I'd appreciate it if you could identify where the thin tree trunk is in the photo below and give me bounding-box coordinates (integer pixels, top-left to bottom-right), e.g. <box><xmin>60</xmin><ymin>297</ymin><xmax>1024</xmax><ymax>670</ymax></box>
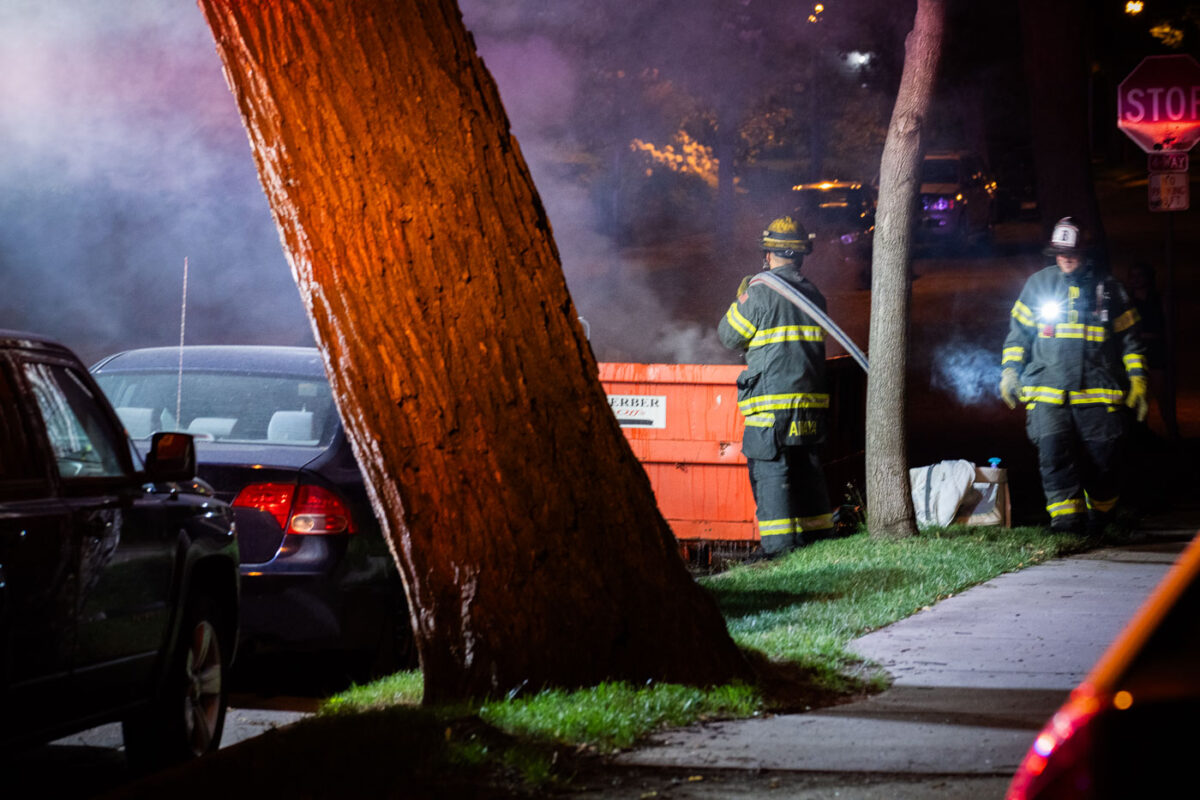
<box><xmin>865</xmin><ymin>0</ymin><xmax>946</xmax><ymax>538</ymax></box>
<box><xmin>198</xmin><ymin>0</ymin><xmax>751</xmax><ymax>702</ymax></box>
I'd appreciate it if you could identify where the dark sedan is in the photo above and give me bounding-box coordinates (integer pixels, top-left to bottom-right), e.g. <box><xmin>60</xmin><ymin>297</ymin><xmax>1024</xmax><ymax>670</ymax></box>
<box><xmin>91</xmin><ymin>345</ymin><xmax>412</xmax><ymax>680</ymax></box>
<box><xmin>0</xmin><ymin>330</ymin><xmax>239</xmax><ymax>768</ymax></box>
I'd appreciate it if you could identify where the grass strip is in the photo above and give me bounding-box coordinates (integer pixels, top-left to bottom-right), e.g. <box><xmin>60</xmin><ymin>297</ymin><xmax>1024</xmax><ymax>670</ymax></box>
<box><xmin>705</xmin><ymin>525</ymin><xmax>1089</xmax><ymax>693</ymax></box>
<box><xmin>322</xmin><ymin>526</ymin><xmax>1109</xmax><ymax>757</ymax></box>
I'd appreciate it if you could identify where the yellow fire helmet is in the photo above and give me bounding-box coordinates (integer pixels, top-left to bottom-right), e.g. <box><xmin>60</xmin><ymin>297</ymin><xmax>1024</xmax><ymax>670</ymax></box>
<box><xmin>760</xmin><ymin>216</ymin><xmax>814</xmax><ymax>257</ymax></box>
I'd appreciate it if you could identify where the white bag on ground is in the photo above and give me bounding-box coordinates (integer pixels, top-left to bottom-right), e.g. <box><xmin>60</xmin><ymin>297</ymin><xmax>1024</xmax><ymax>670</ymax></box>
<box><xmin>910</xmin><ymin>459</ymin><xmax>977</xmax><ymax>529</ymax></box>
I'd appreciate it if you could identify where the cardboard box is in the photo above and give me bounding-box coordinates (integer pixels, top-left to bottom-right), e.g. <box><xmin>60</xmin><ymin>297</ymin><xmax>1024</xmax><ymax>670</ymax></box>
<box><xmin>953</xmin><ymin>466</ymin><xmax>1011</xmax><ymax>528</ymax></box>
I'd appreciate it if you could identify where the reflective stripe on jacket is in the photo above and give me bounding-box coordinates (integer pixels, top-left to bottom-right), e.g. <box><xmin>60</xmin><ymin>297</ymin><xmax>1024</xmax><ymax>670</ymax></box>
<box><xmin>1001</xmin><ymin>264</ymin><xmax>1146</xmax><ymax>406</ymax></box>
<box><xmin>717</xmin><ymin>264</ymin><xmax>829</xmax><ymax>455</ymax></box>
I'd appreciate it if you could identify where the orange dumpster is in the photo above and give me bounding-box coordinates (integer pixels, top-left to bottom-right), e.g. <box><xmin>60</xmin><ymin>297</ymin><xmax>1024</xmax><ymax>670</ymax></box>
<box><xmin>598</xmin><ymin>357</ymin><xmax>865</xmax><ymax>563</ymax></box>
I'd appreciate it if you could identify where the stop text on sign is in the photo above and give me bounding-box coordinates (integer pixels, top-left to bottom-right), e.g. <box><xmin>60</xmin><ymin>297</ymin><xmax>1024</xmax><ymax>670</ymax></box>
<box><xmin>1117</xmin><ymin>55</ymin><xmax>1200</xmax><ymax>152</ymax></box>
<box><xmin>1121</xmin><ymin>86</ymin><xmax>1200</xmax><ymax>123</ymax></box>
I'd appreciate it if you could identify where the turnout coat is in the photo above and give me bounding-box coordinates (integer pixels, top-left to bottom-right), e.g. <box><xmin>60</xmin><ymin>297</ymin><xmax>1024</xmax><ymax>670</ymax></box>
<box><xmin>1002</xmin><ymin>264</ymin><xmax>1147</xmax><ymax>407</ymax></box>
<box><xmin>717</xmin><ymin>264</ymin><xmax>828</xmax><ymax>461</ymax></box>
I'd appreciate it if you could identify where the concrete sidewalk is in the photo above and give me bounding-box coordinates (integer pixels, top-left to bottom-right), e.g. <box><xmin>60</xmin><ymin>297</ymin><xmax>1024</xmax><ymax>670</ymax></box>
<box><xmin>607</xmin><ymin>534</ymin><xmax>1192</xmax><ymax>798</ymax></box>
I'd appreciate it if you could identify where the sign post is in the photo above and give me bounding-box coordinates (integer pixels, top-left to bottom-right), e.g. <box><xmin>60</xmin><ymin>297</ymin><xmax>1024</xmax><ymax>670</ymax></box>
<box><xmin>1117</xmin><ymin>55</ymin><xmax>1200</xmax><ymax>441</ymax></box>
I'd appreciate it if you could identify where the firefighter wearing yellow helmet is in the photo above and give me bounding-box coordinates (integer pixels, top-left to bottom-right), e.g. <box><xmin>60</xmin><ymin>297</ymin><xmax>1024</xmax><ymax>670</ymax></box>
<box><xmin>999</xmin><ymin>217</ymin><xmax>1149</xmax><ymax>534</ymax></box>
<box><xmin>718</xmin><ymin>216</ymin><xmax>832</xmax><ymax>558</ymax></box>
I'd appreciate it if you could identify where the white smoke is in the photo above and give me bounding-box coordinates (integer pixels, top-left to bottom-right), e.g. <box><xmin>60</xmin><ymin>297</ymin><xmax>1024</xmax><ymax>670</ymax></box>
<box><xmin>466</xmin><ymin>13</ymin><xmax>744</xmax><ymax>365</ymax></box>
<box><xmin>930</xmin><ymin>343</ymin><xmax>1003</xmax><ymax>406</ymax></box>
<box><xmin>0</xmin><ymin>1</ymin><xmax>310</xmax><ymax>364</ymax></box>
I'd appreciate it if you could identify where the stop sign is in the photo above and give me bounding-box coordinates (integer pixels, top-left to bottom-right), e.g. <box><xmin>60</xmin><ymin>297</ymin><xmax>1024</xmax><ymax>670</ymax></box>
<box><xmin>1118</xmin><ymin>55</ymin><xmax>1200</xmax><ymax>152</ymax></box>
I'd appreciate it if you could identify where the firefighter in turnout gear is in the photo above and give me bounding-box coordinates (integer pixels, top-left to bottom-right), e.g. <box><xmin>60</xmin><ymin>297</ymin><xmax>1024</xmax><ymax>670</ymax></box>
<box><xmin>1000</xmin><ymin>217</ymin><xmax>1149</xmax><ymax>534</ymax></box>
<box><xmin>718</xmin><ymin>216</ymin><xmax>834</xmax><ymax>557</ymax></box>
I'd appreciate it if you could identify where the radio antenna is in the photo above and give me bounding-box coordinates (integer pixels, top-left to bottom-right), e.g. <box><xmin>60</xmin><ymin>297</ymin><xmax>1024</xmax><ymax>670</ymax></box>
<box><xmin>176</xmin><ymin>257</ymin><xmax>188</xmax><ymax>430</ymax></box>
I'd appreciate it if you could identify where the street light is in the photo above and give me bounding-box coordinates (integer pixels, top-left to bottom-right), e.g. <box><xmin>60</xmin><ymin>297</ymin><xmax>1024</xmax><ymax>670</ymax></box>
<box><xmin>845</xmin><ymin>51</ymin><xmax>872</xmax><ymax>71</ymax></box>
<box><xmin>1126</xmin><ymin>1</ymin><xmax>1144</xmax><ymax>15</ymax></box>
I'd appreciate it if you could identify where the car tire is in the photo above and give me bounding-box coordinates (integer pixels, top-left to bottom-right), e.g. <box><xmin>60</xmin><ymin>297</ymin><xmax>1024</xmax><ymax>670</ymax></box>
<box><xmin>123</xmin><ymin>594</ymin><xmax>230</xmax><ymax>771</ymax></box>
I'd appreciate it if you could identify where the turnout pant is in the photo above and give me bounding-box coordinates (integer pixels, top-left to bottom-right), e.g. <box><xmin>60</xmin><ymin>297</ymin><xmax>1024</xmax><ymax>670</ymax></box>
<box><xmin>748</xmin><ymin>445</ymin><xmax>834</xmax><ymax>555</ymax></box>
<box><xmin>1026</xmin><ymin>402</ymin><xmax>1126</xmax><ymax>532</ymax></box>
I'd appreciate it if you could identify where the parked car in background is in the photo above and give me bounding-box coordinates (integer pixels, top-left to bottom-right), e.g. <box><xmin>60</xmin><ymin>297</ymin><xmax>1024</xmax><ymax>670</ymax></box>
<box><xmin>1006</xmin><ymin>533</ymin><xmax>1200</xmax><ymax>798</ymax></box>
<box><xmin>0</xmin><ymin>330</ymin><xmax>239</xmax><ymax>768</ymax></box>
<box><xmin>789</xmin><ymin>180</ymin><xmax>876</xmax><ymax>288</ymax></box>
<box><xmin>916</xmin><ymin>150</ymin><xmax>997</xmax><ymax>248</ymax></box>
<box><xmin>90</xmin><ymin>345</ymin><xmax>412</xmax><ymax>681</ymax></box>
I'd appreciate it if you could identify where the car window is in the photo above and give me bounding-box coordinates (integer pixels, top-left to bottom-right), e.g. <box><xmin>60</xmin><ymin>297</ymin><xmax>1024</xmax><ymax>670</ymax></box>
<box><xmin>22</xmin><ymin>361</ymin><xmax>128</xmax><ymax>480</ymax></box>
<box><xmin>94</xmin><ymin>370</ymin><xmax>339</xmax><ymax>448</ymax></box>
<box><xmin>0</xmin><ymin>361</ymin><xmax>49</xmax><ymax>498</ymax></box>
<box><xmin>920</xmin><ymin>159</ymin><xmax>960</xmax><ymax>184</ymax></box>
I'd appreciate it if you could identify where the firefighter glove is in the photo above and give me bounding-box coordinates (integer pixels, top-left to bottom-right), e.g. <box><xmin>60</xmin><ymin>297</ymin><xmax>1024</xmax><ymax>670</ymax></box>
<box><xmin>1126</xmin><ymin>375</ymin><xmax>1149</xmax><ymax>423</ymax></box>
<box><xmin>999</xmin><ymin>368</ymin><xmax>1020</xmax><ymax>410</ymax></box>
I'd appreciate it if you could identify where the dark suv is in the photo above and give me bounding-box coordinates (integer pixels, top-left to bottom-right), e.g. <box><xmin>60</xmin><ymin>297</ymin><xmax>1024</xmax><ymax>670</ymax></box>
<box><xmin>0</xmin><ymin>330</ymin><xmax>239</xmax><ymax>768</ymax></box>
<box><xmin>916</xmin><ymin>150</ymin><xmax>997</xmax><ymax>247</ymax></box>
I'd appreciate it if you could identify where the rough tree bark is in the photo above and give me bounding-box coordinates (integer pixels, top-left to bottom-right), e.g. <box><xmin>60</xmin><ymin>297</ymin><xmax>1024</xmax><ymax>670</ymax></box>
<box><xmin>865</xmin><ymin>0</ymin><xmax>946</xmax><ymax>539</ymax></box>
<box><xmin>198</xmin><ymin>0</ymin><xmax>751</xmax><ymax>702</ymax></box>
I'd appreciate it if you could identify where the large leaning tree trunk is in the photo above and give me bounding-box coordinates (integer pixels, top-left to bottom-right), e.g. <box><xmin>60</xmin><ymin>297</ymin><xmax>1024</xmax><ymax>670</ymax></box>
<box><xmin>865</xmin><ymin>0</ymin><xmax>945</xmax><ymax>539</ymax></box>
<box><xmin>198</xmin><ymin>0</ymin><xmax>751</xmax><ymax>702</ymax></box>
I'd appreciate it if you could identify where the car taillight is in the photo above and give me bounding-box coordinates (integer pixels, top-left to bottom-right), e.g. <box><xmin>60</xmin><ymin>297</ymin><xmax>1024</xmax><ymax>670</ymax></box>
<box><xmin>232</xmin><ymin>482</ymin><xmax>356</xmax><ymax>535</ymax></box>
<box><xmin>1006</xmin><ymin>686</ymin><xmax>1102</xmax><ymax>800</ymax></box>
<box><xmin>289</xmin><ymin>484</ymin><xmax>356</xmax><ymax>534</ymax></box>
<box><xmin>232</xmin><ymin>483</ymin><xmax>295</xmax><ymax>530</ymax></box>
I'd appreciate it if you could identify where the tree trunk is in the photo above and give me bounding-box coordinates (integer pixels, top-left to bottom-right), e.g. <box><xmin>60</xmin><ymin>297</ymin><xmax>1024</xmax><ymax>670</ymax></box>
<box><xmin>198</xmin><ymin>0</ymin><xmax>751</xmax><ymax>702</ymax></box>
<box><xmin>1018</xmin><ymin>0</ymin><xmax>1108</xmax><ymax>267</ymax></box>
<box><xmin>865</xmin><ymin>0</ymin><xmax>946</xmax><ymax>539</ymax></box>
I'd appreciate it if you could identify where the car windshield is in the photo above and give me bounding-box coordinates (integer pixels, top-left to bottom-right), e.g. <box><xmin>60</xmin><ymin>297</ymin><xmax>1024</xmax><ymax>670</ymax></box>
<box><xmin>792</xmin><ymin>188</ymin><xmax>871</xmax><ymax>229</ymax></box>
<box><xmin>921</xmin><ymin>159</ymin><xmax>960</xmax><ymax>184</ymax></box>
<box><xmin>95</xmin><ymin>370</ymin><xmax>338</xmax><ymax>447</ymax></box>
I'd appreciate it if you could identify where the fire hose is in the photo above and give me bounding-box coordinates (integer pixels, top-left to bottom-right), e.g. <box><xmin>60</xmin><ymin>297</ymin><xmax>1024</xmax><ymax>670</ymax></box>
<box><xmin>748</xmin><ymin>272</ymin><xmax>870</xmax><ymax>374</ymax></box>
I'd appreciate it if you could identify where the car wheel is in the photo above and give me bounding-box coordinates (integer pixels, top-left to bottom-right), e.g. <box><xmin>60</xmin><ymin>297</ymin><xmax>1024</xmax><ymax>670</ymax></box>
<box><xmin>123</xmin><ymin>595</ymin><xmax>229</xmax><ymax>771</ymax></box>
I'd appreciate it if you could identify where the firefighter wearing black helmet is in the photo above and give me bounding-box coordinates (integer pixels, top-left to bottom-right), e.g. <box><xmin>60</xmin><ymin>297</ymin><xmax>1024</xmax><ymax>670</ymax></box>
<box><xmin>999</xmin><ymin>217</ymin><xmax>1149</xmax><ymax>534</ymax></box>
<box><xmin>718</xmin><ymin>216</ymin><xmax>833</xmax><ymax>558</ymax></box>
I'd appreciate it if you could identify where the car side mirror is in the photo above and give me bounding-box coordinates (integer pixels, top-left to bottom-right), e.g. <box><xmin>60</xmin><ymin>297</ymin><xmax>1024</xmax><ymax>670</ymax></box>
<box><xmin>144</xmin><ymin>432</ymin><xmax>197</xmax><ymax>482</ymax></box>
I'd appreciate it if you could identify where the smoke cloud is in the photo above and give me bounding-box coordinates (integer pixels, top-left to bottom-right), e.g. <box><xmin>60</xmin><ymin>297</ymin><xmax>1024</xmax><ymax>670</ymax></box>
<box><xmin>2</xmin><ymin>1</ymin><xmax>910</xmax><ymax>366</ymax></box>
<box><xmin>929</xmin><ymin>343</ymin><xmax>1004</xmax><ymax>406</ymax></box>
<box><xmin>0</xmin><ymin>1</ymin><xmax>309</xmax><ymax>364</ymax></box>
